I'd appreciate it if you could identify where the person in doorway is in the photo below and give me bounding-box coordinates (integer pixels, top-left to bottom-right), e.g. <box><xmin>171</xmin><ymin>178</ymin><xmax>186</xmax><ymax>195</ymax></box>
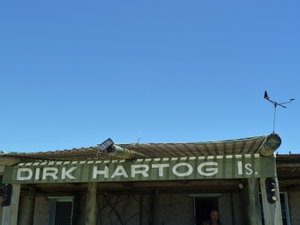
<box><xmin>202</xmin><ymin>209</ymin><xmax>222</xmax><ymax>225</ymax></box>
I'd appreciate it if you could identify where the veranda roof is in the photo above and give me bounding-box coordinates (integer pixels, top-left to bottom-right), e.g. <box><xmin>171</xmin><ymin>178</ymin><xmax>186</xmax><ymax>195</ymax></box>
<box><xmin>0</xmin><ymin>135</ymin><xmax>268</xmax><ymax>162</ymax></box>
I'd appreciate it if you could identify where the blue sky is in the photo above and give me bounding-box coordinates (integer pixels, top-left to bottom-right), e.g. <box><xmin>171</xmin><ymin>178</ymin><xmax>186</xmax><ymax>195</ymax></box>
<box><xmin>0</xmin><ymin>1</ymin><xmax>299</xmax><ymax>154</ymax></box>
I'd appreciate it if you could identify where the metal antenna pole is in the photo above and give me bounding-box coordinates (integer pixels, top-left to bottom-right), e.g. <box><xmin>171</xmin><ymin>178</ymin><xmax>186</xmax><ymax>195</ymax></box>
<box><xmin>264</xmin><ymin>91</ymin><xmax>295</xmax><ymax>133</ymax></box>
<box><xmin>273</xmin><ymin>103</ymin><xmax>277</xmax><ymax>133</ymax></box>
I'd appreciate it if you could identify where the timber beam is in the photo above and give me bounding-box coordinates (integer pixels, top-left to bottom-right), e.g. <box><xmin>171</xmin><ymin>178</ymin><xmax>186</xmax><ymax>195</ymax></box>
<box><xmin>0</xmin><ymin>157</ymin><xmax>21</xmax><ymax>166</ymax></box>
<box><xmin>85</xmin><ymin>182</ymin><xmax>97</xmax><ymax>225</ymax></box>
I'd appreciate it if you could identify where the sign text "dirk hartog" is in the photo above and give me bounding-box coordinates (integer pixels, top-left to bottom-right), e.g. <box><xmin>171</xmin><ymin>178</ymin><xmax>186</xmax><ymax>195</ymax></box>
<box><xmin>2</xmin><ymin>155</ymin><xmax>276</xmax><ymax>184</ymax></box>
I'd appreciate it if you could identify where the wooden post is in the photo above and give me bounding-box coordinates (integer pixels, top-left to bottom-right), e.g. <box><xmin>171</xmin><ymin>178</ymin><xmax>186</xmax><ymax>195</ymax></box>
<box><xmin>246</xmin><ymin>178</ymin><xmax>262</xmax><ymax>225</ymax></box>
<box><xmin>1</xmin><ymin>184</ymin><xmax>21</xmax><ymax>225</ymax></box>
<box><xmin>260</xmin><ymin>177</ymin><xmax>283</xmax><ymax>225</ymax></box>
<box><xmin>85</xmin><ymin>182</ymin><xmax>97</xmax><ymax>225</ymax></box>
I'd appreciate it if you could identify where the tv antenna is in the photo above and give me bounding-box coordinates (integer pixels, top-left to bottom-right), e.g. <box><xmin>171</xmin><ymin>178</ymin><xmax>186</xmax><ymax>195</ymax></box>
<box><xmin>264</xmin><ymin>91</ymin><xmax>295</xmax><ymax>133</ymax></box>
<box><xmin>137</xmin><ymin>129</ymin><xmax>141</xmax><ymax>144</ymax></box>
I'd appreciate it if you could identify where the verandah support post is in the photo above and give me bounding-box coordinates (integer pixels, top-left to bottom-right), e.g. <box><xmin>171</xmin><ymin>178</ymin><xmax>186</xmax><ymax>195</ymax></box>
<box><xmin>85</xmin><ymin>182</ymin><xmax>97</xmax><ymax>225</ymax></box>
<box><xmin>260</xmin><ymin>177</ymin><xmax>283</xmax><ymax>225</ymax></box>
<box><xmin>246</xmin><ymin>178</ymin><xmax>262</xmax><ymax>225</ymax></box>
<box><xmin>1</xmin><ymin>184</ymin><xmax>21</xmax><ymax>225</ymax></box>
<box><xmin>256</xmin><ymin>133</ymin><xmax>282</xmax><ymax>224</ymax></box>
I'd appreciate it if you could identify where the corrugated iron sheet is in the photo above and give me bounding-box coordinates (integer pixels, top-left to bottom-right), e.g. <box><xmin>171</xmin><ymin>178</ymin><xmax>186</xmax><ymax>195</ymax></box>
<box><xmin>0</xmin><ymin>135</ymin><xmax>267</xmax><ymax>162</ymax></box>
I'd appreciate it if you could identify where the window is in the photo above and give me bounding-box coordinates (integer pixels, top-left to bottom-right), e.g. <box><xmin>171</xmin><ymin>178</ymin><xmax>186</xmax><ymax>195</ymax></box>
<box><xmin>260</xmin><ymin>192</ymin><xmax>291</xmax><ymax>225</ymax></box>
<box><xmin>48</xmin><ymin>196</ymin><xmax>74</xmax><ymax>225</ymax></box>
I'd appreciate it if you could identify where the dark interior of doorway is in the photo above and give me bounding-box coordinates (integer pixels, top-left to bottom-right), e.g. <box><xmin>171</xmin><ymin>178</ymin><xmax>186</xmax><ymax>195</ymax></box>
<box><xmin>194</xmin><ymin>197</ymin><xmax>218</xmax><ymax>225</ymax></box>
<box><xmin>54</xmin><ymin>202</ymin><xmax>73</xmax><ymax>225</ymax></box>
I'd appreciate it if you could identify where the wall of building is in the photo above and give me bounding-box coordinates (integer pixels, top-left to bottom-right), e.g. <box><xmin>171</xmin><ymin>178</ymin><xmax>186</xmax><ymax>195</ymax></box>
<box><xmin>231</xmin><ymin>192</ymin><xmax>247</xmax><ymax>225</ymax></box>
<box><xmin>153</xmin><ymin>193</ymin><xmax>193</xmax><ymax>225</ymax></box>
<box><xmin>75</xmin><ymin>193</ymin><xmax>87</xmax><ymax>225</ymax></box>
<box><xmin>218</xmin><ymin>194</ymin><xmax>233</xmax><ymax>225</ymax></box>
<box><xmin>32</xmin><ymin>195</ymin><xmax>50</xmax><ymax>225</ymax></box>
<box><xmin>94</xmin><ymin>193</ymin><xmax>241</xmax><ymax>225</ymax></box>
<box><xmin>288</xmin><ymin>191</ymin><xmax>300</xmax><ymax>225</ymax></box>
<box><xmin>216</xmin><ymin>192</ymin><xmax>246</xmax><ymax>225</ymax></box>
<box><xmin>18</xmin><ymin>196</ymin><xmax>35</xmax><ymax>225</ymax></box>
<box><xmin>96</xmin><ymin>193</ymin><xmax>148</xmax><ymax>225</ymax></box>
<box><xmin>16</xmin><ymin>191</ymin><xmax>247</xmax><ymax>225</ymax></box>
<box><xmin>17</xmin><ymin>189</ymin><xmax>300</xmax><ymax>225</ymax></box>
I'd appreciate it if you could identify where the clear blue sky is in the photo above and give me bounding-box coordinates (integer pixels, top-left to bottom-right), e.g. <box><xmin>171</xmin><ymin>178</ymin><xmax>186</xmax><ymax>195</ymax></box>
<box><xmin>0</xmin><ymin>1</ymin><xmax>299</xmax><ymax>154</ymax></box>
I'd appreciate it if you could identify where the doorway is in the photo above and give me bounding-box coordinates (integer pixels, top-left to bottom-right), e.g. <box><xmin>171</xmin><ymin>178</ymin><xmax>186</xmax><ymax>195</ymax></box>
<box><xmin>194</xmin><ymin>197</ymin><xmax>218</xmax><ymax>225</ymax></box>
<box><xmin>48</xmin><ymin>196</ymin><xmax>74</xmax><ymax>225</ymax></box>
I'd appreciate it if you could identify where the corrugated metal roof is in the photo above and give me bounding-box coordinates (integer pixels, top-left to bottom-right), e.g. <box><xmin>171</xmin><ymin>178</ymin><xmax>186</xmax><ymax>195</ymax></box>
<box><xmin>277</xmin><ymin>154</ymin><xmax>300</xmax><ymax>160</ymax></box>
<box><xmin>276</xmin><ymin>154</ymin><xmax>300</xmax><ymax>165</ymax></box>
<box><xmin>276</xmin><ymin>154</ymin><xmax>300</xmax><ymax>177</ymax></box>
<box><xmin>0</xmin><ymin>135</ymin><xmax>267</xmax><ymax>162</ymax></box>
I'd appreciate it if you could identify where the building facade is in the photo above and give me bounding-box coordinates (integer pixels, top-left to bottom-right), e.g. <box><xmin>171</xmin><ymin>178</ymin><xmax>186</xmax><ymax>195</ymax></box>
<box><xmin>0</xmin><ymin>134</ymin><xmax>299</xmax><ymax>225</ymax></box>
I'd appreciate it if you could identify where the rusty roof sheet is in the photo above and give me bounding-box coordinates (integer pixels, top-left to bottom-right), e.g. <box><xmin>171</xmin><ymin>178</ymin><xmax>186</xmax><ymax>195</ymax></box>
<box><xmin>276</xmin><ymin>154</ymin><xmax>300</xmax><ymax>164</ymax></box>
<box><xmin>276</xmin><ymin>154</ymin><xmax>300</xmax><ymax>178</ymax></box>
<box><xmin>277</xmin><ymin>154</ymin><xmax>300</xmax><ymax>159</ymax></box>
<box><xmin>0</xmin><ymin>135</ymin><xmax>268</xmax><ymax>162</ymax></box>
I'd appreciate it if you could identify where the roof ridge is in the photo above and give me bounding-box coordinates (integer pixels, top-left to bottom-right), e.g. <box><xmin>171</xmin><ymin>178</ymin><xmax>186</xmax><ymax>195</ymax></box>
<box><xmin>119</xmin><ymin>135</ymin><xmax>268</xmax><ymax>146</ymax></box>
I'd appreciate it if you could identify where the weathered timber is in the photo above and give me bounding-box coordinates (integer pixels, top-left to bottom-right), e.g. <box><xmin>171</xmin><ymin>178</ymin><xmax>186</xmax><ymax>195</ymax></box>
<box><xmin>33</xmin><ymin>179</ymin><xmax>242</xmax><ymax>193</ymax></box>
<box><xmin>3</xmin><ymin>154</ymin><xmax>276</xmax><ymax>184</ymax></box>
<box><xmin>85</xmin><ymin>182</ymin><xmax>97</xmax><ymax>225</ymax></box>
<box><xmin>0</xmin><ymin>157</ymin><xmax>21</xmax><ymax>166</ymax></box>
<box><xmin>277</xmin><ymin>163</ymin><xmax>300</xmax><ymax>168</ymax></box>
<box><xmin>23</xmin><ymin>186</ymin><xmax>36</xmax><ymax>225</ymax></box>
<box><xmin>0</xmin><ymin>165</ymin><xmax>4</xmax><ymax>175</ymax></box>
<box><xmin>260</xmin><ymin>177</ymin><xmax>283</xmax><ymax>225</ymax></box>
<box><xmin>246</xmin><ymin>178</ymin><xmax>262</xmax><ymax>225</ymax></box>
<box><xmin>1</xmin><ymin>184</ymin><xmax>21</xmax><ymax>225</ymax></box>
